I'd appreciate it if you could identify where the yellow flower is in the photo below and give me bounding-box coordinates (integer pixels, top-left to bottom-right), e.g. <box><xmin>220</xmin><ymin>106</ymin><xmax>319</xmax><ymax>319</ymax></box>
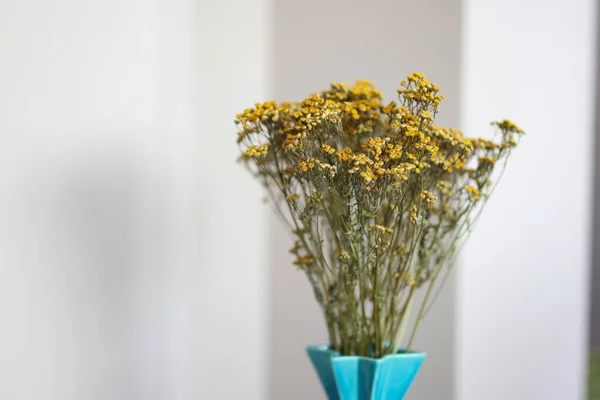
<box><xmin>492</xmin><ymin>120</ymin><xmax>525</xmax><ymax>134</ymax></box>
<box><xmin>409</xmin><ymin>205</ymin><xmax>418</xmax><ymax>224</ymax></box>
<box><xmin>436</xmin><ymin>181</ymin><xmax>453</xmax><ymax>196</ymax></box>
<box><xmin>371</xmin><ymin>224</ymin><xmax>393</xmax><ymax>234</ymax></box>
<box><xmin>246</xmin><ymin>145</ymin><xmax>269</xmax><ymax>157</ymax></box>
<box><xmin>420</xmin><ymin>190</ymin><xmax>438</xmax><ymax>210</ymax></box>
<box><xmin>293</xmin><ymin>255</ymin><xmax>314</xmax><ymax>269</ymax></box>
<box><xmin>395</xmin><ymin>272</ymin><xmax>416</xmax><ymax>286</ymax></box>
<box><xmin>360</xmin><ymin>166</ymin><xmax>377</xmax><ymax>183</ymax></box>
<box><xmin>478</xmin><ymin>156</ymin><xmax>497</xmax><ymax>168</ymax></box>
<box><xmin>465</xmin><ymin>185</ymin><xmax>481</xmax><ymax>201</ymax></box>
<box><xmin>234</xmin><ymin>75</ymin><xmax>523</xmax><ymax>315</ymax></box>
<box><xmin>286</xmin><ymin>194</ymin><xmax>300</xmax><ymax>202</ymax></box>
<box><xmin>322</xmin><ymin>144</ymin><xmax>336</xmax><ymax>155</ymax></box>
<box><xmin>382</xmin><ymin>101</ymin><xmax>397</xmax><ymax>114</ymax></box>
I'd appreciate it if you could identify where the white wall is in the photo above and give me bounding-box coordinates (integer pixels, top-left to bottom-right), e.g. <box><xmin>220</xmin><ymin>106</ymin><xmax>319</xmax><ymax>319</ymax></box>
<box><xmin>0</xmin><ymin>1</ymin><xmax>267</xmax><ymax>399</ymax></box>
<box><xmin>0</xmin><ymin>2</ymin><xmax>168</xmax><ymax>398</ymax></box>
<box><xmin>458</xmin><ymin>0</ymin><xmax>596</xmax><ymax>399</ymax></box>
<box><xmin>189</xmin><ymin>0</ymin><xmax>269</xmax><ymax>399</ymax></box>
<box><xmin>1</xmin><ymin>1</ymin><xmax>594</xmax><ymax>399</ymax></box>
<box><xmin>592</xmin><ymin>1</ymin><xmax>600</xmax><ymax>348</ymax></box>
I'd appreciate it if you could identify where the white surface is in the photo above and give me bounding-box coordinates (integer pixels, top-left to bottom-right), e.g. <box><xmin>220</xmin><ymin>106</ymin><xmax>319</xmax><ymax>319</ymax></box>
<box><xmin>189</xmin><ymin>0</ymin><xmax>269</xmax><ymax>399</ymax></box>
<box><xmin>457</xmin><ymin>0</ymin><xmax>596</xmax><ymax>399</ymax></box>
<box><xmin>0</xmin><ymin>0</ymin><xmax>593</xmax><ymax>399</ymax></box>
<box><xmin>0</xmin><ymin>1</ymin><xmax>267</xmax><ymax>399</ymax></box>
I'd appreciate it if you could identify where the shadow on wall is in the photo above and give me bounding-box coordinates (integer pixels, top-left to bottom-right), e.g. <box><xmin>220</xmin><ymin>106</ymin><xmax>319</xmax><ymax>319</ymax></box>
<box><xmin>0</xmin><ymin>139</ymin><xmax>171</xmax><ymax>400</ymax></box>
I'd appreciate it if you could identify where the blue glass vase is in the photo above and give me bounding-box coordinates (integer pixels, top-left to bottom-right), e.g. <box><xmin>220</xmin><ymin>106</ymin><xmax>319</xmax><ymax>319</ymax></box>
<box><xmin>306</xmin><ymin>344</ymin><xmax>425</xmax><ymax>400</ymax></box>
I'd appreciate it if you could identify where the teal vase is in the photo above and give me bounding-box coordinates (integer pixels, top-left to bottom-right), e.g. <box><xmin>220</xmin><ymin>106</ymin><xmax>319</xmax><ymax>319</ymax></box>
<box><xmin>306</xmin><ymin>345</ymin><xmax>425</xmax><ymax>400</ymax></box>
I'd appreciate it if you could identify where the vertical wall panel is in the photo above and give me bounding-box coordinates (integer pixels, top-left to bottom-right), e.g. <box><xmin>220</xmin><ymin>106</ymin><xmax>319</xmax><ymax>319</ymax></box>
<box><xmin>0</xmin><ymin>1</ymin><xmax>270</xmax><ymax>399</ymax></box>
<box><xmin>458</xmin><ymin>0</ymin><xmax>596</xmax><ymax>399</ymax></box>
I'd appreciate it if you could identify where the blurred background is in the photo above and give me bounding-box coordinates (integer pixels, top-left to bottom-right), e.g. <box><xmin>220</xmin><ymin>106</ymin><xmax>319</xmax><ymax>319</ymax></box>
<box><xmin>0</xmin><ymin>0</ymin><xmax>597</xmax><ymax>399</ymax></box>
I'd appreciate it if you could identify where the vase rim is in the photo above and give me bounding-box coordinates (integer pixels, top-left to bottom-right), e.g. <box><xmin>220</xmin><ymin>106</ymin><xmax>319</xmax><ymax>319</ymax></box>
<box><xmin>306</xmin><ymin>344</ymin><xmax>426</xmax><ymax>361</ymax></box>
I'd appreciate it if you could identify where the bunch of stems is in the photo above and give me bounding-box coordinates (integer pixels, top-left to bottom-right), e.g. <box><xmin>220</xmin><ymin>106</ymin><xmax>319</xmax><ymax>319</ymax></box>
<box><xmin>236</xmin><ymin>73</ymin><xmax>523</xmax><ymax>357</ymax></box>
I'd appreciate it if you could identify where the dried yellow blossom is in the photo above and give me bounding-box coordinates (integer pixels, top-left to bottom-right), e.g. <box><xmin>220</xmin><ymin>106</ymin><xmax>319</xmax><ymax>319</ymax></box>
<box><xmin>492</xmin><ymin>120</ymin><xmax>525</xmax><ymax>134</ymax></box>
<box><xmin>360</xmin><ymin>166</ymin><xmax>377</xmax><ymax>183</ymax></box>
<box><xmin>371</xmin><ymin>224</ymin><xmax>393</xmax><ymax>234</ymax></box>
<box><xmin>294</xmin><ymin>255</ymin><xmax>314</xmax><ymax>269</ymax></box>
<box><xmin>465</xmin><ymin>185</ymin><xmax>481</xmax><ymax>201</ymax></box>
<box><xmin>246</xmin><ymin>145</ymin><xmax>269</xmax><ymax>157</ymax></box>
<box><xmin>235</xmin><ymin>72</ymin><xmax>522</xmax><ymax>358</ymax></box>
<box><xmin>286</xmin><ymin>194</ymin><xmax>300</xmax><ymax>202</ymax></box>
<box><xmin>409</xmin><ymin>205</ymin><xmax>418</xmax><ymax>224</ymax></box>
<box><xmin>420</xmin><ymin>190</ymin><xmax>438</xmax><ymax>210</ymax></box>
<box><xmin>479</xmin><ymin>156</ymin><xmax>497</xmax><ymax>169</ymax></box>
<box><xmin>336</xmin><ymin>148</ymin><xmax>352</xmax><ymax>162</ymax></box>
<box><xmin>395</xmin><ymin>271</ymin><xmax>416</xmax><ymax>287</ymax></box>
<box><xmin>322</xmin><ymin>144</ymin><xmax>336</xmax><ymax>155</ymax></box>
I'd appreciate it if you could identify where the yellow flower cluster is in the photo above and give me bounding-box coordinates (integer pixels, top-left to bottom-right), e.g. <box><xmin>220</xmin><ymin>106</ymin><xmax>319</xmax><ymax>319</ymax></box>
<box><xmin>246</xmin><ymin>145</ymin><xmax>269</xmax><ymax>157</ymax></box>
<box><xmin>236</xmin><ymin>71</ymin><xmax>522</xmax><ymax>258</ymax></box>
<box><xmin>336</xmin><ymin>148</ymin><xmax>353</xmax><ymax>162</ymax></box>
<box><xmin>398</xmin><ymin>73</ymin><xmax>444</xmax><ymax>110</ymax></box>
<box><xmin>294</xmin><ymin>156</ymin><xmax>338</xmax><ymax>178</ymax></box>
<box><xmin>478</xmin><ymin>156</ymin><xmax>497</xmax><ymax>169</ymax></box>
<box><xmin>395</xmin><ymin>271</ymin><xmax>416</xmax><ymax>287</ymax></box>
<box><xmin>472</xmin><ymin>138</ymin><xmax>498</xmax><ymax>150</ymax></box>
<box><xmin>280</xmin><ymin>95</ymin><xmax>344</xmax><ymax>152</ymax></box>
<box><xmin>235</xmin><ymin>101</ymin><xmax>294</xmax><ymax>143</ymax></box>
<box><xmin>293</xmin><ymin>255</ymin><xmax>314</xmax><ymax>269</ymax></box>
<box><xmin>286</xmin><ymin>193</ymin><xmax>300</xmax><ymax>202</ymax></box>
<box><xmin>360</xmin><ymin>166</ymin><xmax>377</xmax><ymax>183</ymax></box>
<box><xmin>297</xmin><ymin>158</ymin><xmax>316</xmax><ymax>172</ymax></box>
<box><xmin>436</xmin><ymin>181</ymin><xmax>453</xmax><ymax>196</ymax></box>
<box><xmin>409</xmin><ymin>205</ymin><xmax>418</xmax><ymax>224</ymax></box>
<box><xmin>322</xmin><ymin>144</ymin><xmax>336</xmax><ymax>155</ymax></box>
<box><xmin>492</xmin><ymin>120</ymin><xmax>524</xmax><ymax>134</ymax></box>
<box><xmin>237</xmin><ymin>73</ymin><xmax>523</xmax><ymax>191</ymax></box>
<box><xmin>234</xmin><ymin>73</ymin><xmax>523</xmax><ymax>358</ymax></box>
<box><xmin>465</xmin><ymin>185</ymin><xmax>481</xmax><ymax>201</ymax></box>
<box><xmin>371</xmin><ymin>224</ymin><xmax>394</xmax><ymax>234</ymax></box>
<box><xmin>420</xmin><ymin>190</ymin><xmax>438</xmax><ymax>210</ymax></box>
